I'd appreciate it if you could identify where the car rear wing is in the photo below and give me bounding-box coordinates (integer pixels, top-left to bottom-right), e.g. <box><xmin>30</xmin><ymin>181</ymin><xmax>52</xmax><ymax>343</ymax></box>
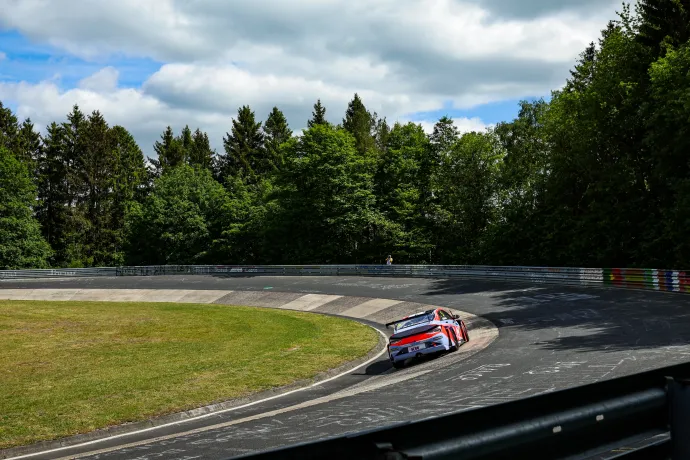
<box><xmin>384</xmin><ymin>310</ymin><xmax>434</xmax><ymax>329</ymax></box>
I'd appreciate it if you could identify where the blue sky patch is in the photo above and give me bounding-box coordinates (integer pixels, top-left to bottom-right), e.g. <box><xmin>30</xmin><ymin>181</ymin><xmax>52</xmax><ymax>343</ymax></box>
<box><xmin>0</xmin><ymin>29</ymin><xmax>161</xmax><ymax>90</ymax></box>
<box><xmin>406</xmin><ymin>97</ymin><xmax>550</xmax><ymax>126</ymax></box>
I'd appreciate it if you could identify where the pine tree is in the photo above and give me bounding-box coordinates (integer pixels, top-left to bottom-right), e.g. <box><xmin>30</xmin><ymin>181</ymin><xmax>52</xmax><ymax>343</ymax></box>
<box><xmin>75</xmin><ymin>110</ymin><xmax>118</xmax><ymax>266</ymax></box>
<box><xmin>60</xmin><ymin>105</ymin><xmax>89</xmax><ymax>267</ymax></box>
<box><xmin>219</xmin><ymin>105</ymin><xmax>265</xmax><ymax>182</ymax></box>
<box><xmin>0</xmin><ymin>103</ymin><xmax>41</xmax><ymax>173</ymax></box>
<box><xmin>374</xmin><ymin>116</ymin><xmax>391</xmax><ymax>154</ymax></box>
<box><xmin>430</xmin><ymin>116</ymin><xmax>459</xmax><ymax>158</ymax></box>
<box><xmin>189</xmin><ymin>128</ymin><xmax>215</xmax><ymax>171</ymax></box>
<box><xmin>425</xmin><ymin>116</ymin><xmax>460</xmax><ymax>223</ymax></box>
<box><xmin>566</xmin><ymin>42</ymin><xmax>596</xmax><ymax>92</ymax></box>
<box><xmin>638</xmin><ymin>0</ymin><xmax>690</xmax><ymax>54</ymax></box>
<box><xmin>110</xmin><ymin>125</ymin><xmax>148</xmax><ymax>263</ymax></box>
<box><xmin>179</xmin><ymin>125</ymin><xmax>193</xmax><ymax>162</ymax></box>
<box><xmin>264</xmin><ymin>106</ymin><xmax>292</xmax><ymax>170</ymax></box>
<box><xmin>151</xmin><ymin>126</ymin><xmax>185</xmax><ymax>175</ymax></box>
<box><xmin>35</xmin><ymin>122</ymin><xmax>70</xmax><ymax>266</ymax></box>
<box><xmin>178</xmin><ymin>125</ymin><xmax>194</xmax><ymax>156</ymax></box>
<box><xmin>307</xmin><ymin>99</ymin><xmax>328</xmax><ymax>127</ymax></box>
<box><xmin>0</xmin><ymin>101</ymin><xmax>19</xmax><ymax>154</ymax></box>
<box><xmin>342</xmin><ymin>93</ymin><xmax>376</xmax><ymax>155</ymax></box>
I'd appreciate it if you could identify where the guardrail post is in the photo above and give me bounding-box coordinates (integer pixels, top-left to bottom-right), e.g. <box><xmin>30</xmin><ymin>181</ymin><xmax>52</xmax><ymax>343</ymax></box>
<box><xmin>669</xmin><ymin>377</ymin><xmax>690</xmax><ymax>459</ymax></box>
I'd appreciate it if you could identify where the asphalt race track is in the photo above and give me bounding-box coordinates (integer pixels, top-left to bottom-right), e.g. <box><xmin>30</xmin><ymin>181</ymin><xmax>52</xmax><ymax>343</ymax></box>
<box><xmin>4</xmin><ymin>274</ymin><xmax>690</xmax><ymax>460</ymax></box>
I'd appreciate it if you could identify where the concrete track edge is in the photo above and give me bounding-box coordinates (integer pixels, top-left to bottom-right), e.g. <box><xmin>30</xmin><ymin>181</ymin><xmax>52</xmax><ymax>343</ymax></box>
<box><xmin>0</xmin><ymin>288</ymin><xmax>498</xmax><ymax>460</ymax></box>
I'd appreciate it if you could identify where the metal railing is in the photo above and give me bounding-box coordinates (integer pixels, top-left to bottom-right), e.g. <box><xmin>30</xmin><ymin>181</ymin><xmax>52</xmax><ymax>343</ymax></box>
<box><xmin>232</xmin><ymin>360</ymin><xmax>690</xmax><ymax>459</ymax></box>
<box><xmin>0</xmin><ymin>264</ymin><xmax>689</xmax><ymax>293</ymax></box>
<box><xmin>0</xmin><ymin>267</ymin><xmax>118</xmax><ymax>279</ymax></box>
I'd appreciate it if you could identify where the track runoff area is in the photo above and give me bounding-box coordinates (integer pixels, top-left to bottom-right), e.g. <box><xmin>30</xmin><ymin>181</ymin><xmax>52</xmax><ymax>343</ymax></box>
<box><xmin>2</xmin><ymin>273</ymin><xmax>690</xmax><ymax>460</ymax></box>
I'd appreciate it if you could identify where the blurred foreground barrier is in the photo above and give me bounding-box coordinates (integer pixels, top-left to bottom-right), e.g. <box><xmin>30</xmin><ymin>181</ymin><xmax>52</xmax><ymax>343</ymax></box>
<box><xmin>0</xmin><ymin>264</ymin><xmax>688</xmax><ymax>293</ymax></box>
<box><xmin>232</xmin><ymin>360</ymin><xmax>690</xmax><ymax>460</ymax></box>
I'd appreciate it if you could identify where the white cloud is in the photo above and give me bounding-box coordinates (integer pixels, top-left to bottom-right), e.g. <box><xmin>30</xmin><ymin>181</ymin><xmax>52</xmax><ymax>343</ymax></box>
<box><xmin>0</xmin><ymin>0</ymin><xmax>616</xmax><ymax>65</ymax></box>
<box><xmin>0</xmin><ymin>66</ymin><xmax>492</xmax><ymax>157</ymax></box>
<box><xmin>142</xmin><ymin>63</ymin><xmax>442</xmax><ymax>118</ymax></box>
<box><xmin>0</xmin><ymin>64</ymin><xmax>445</xmax><ymax>156</ymax></box>
<box><xmin>0</xmin><ymin>78</ymin><xmax>225</xmax><ymax>158</ymax></box>
<box><xmin>0</xmin><ymin>0</ymin><xmax>621</xmax><ymax>156</ymax></box>
<box><xmin>78</xmin><ymin>66</ymin><xmax>119</xmax><ymax>92</ymax></box>
<box><xmin>0</xmin><ymin>51</ymin><xmax>6</xmax><ymax>61</ymax></box>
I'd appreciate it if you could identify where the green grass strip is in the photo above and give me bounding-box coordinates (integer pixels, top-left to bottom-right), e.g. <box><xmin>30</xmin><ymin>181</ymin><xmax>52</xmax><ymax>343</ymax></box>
<box><xmin>0</xmin><ymin>300</ymin><xmax>379</xmax><ymax>449</ymax></box>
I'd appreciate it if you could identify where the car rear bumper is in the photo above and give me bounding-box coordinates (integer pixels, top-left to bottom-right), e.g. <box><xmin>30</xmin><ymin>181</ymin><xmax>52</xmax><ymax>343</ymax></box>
<box><xmin>389</xmin><ymin>335</ymin><xmax>449</xmax><ymax>362</ymax></box>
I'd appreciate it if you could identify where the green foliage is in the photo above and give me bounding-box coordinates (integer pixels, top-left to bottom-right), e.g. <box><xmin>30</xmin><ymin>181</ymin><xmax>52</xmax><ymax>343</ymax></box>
<box><xmin>263</xmin><ymin>107</ymin><xmax>292</xmax><ymax>171</ymax></box>
<box><xmin>638</xmin><ymin>0</ymin><xmax>690</xmax><ymax>54</ymax></box>
<box><xmin>150</xmin><ymin>125</ymin><xmax>215</xmax><ymax>176</ymax></box>
<box><xmin>0</xmin><ymin>102</ymin><xmax>21</xmax><ymax>156</ymax></box>
<box><xmin>216</xmin><ymin>175</ymin><xmax>275</xmax><ymax>264</ymax></box>
<box><xmin>151</xmin><ymin>126</ymin><xmax>185</xmax><ymax>175</ymax></box>
<box><xmin>484</xmin><ymin>100</ymin><xmax>550</xmax><ymax>265</ymax></box>
<box><xmin>110</xmin><ymin>126</ymin><xmax>149</xmax><ymax>263</ymax></box>
<box><xmin>124</xmin><ymin>164</ymin><xmax>230</xmax><ymax>265</ymax></box>
<box><xmin>219</xmin><ymin>105</ymin><xmax>267</xmax><ymax>182</ymax></box>
<box><xmin>35</xmin><ymin>122</ymin><xmax>69</xmax><ymax>265</ymax></box>
<box><xmin>0</xmin><ymin>102</ymin><xmax>41</xmax><ymax>173</ymax></box>
<box><xmin>188</xmin><ymin>128</ymin><xmax>215</xmax><ymax>171</ymax></box>
<box><xmin>268</xmin><ymin>124</ymin><xmax>393</xmax><ymax>263</ymax></box>
<box><xmin>0</xmin><ymin>147</ymin><xmax>52</xmax><ymax>269</ymax></box>
<box><xmin>342</xmin><ymin>93</ymin><xmax>377</xmax><ymax>155</ymax></box>
<box><xmin>307</xmin><ymin>99</ymin><xmax>328</xmax><ymax>128</ymax></box>
<box><xmin>31</xmin><ymin>109</ymin><xmax>148</xmax><ymax>268</ymax></box>
<box><xmin>434</xmin><ymin>131</ymin><xmax>503</xmax><ymax>263</ymax></box>
<box><xmin>645</xmin><ymin>41</ymin><xmax>690</xmax><ymax>266</ymax></box>
<box><xmin>374</xmin><ymin>122</ymin><xmax>432</xmax><ymax>262</ymax></box>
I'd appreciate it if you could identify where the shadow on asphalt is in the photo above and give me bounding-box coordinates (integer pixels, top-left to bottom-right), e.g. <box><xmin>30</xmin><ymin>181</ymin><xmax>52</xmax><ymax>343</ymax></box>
<box><xmin>352</xmin><ymin>347</ymin><xmax>451</xmax><ymax>376</ymax></box>
<box><xmin>352</xmin><ymin>359</ymin><xmax>393</xmax><ymax>376</ymax></box>
<box><xmin>421</xmin><ymin>278</ymin><xmax>690</xmax><ymax>354</ymax></box>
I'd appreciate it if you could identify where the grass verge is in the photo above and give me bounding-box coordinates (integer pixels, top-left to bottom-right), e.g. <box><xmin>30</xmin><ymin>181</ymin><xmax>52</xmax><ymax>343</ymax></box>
<box><xmin>0</xmin><ymin>300</ymin><xmax>379</xmax><ymax>449</ymax></box>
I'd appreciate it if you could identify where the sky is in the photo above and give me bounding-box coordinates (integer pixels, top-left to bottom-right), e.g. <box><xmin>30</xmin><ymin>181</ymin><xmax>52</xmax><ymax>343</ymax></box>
<box><xmin>0</xmin><ymin>0</ymin><xmax>621</xmax><ymax>158</ymax></box>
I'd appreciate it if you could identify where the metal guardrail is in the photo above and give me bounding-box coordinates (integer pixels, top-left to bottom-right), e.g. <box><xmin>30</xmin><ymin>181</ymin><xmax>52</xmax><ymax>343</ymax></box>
<box><xmin>0</xmin><ymin>267</ymin><xmax>118</xmax><ymax>279</ymax></box>
<box><xmin>1</xmin><ymin>264</ymin><xmax>689</xmax><ymax>293</ymax></box>
<box><xmin>232</xmin><ymin>361</ymin><xmax>690</xmax><ymax>459</ymax></box>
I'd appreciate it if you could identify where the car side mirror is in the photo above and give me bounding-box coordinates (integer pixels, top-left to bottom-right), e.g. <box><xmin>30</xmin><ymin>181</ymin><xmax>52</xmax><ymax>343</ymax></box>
<box><xmin>453</xmin><ymin>314</ymin><xmax>460</xmax><ymax>319</ymax></box>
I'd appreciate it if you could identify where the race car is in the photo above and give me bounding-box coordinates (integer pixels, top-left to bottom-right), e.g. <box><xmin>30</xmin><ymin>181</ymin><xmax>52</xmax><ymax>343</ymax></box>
<box><xmin>385</xmin><ymin>308</ymin><xmax>470</xmax><ymax>369</ymax></box>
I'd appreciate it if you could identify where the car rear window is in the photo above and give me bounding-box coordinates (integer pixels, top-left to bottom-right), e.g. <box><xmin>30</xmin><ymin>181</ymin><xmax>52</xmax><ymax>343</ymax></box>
<box><xmin>394</xmin><ymin>312</ymin><xmax>435</xmax><ymax>332</ymax></box>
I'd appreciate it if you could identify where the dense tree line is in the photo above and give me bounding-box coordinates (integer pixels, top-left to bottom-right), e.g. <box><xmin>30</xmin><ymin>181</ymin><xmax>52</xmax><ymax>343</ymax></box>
<box><xmin>1</xmin><ymin>0</ymin><xmax>690</xmax><ymax>270</ymax></box>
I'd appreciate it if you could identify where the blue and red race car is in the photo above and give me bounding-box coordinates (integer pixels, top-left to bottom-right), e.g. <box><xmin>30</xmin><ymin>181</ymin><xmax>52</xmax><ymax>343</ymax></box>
<box><xmin>385</xmin><ymin>308</ymin><xmax>470</xmax><ymax>369</ymax></box>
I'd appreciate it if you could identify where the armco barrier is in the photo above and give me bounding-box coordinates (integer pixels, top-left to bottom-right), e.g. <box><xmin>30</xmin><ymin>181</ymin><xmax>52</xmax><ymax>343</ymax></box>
<box><xmin>0</xmin><ymin>267</ymin><xmax>118</xmax><ymax>280</ymax></box>
<box><xmin>115</xmin><ymin>264</ymin><xmax>690</xmax><ymax>292</ymax></box>
<box><xmin>0</xmin><ymin>264</ymin><xmax>689</xmax><ymax>292</ymax></box>
<box><xmin>231</xmin><ymin>360</ymin><xmax>690</xmax><ymax>460</ymax></box>
<box><xmin>117</xmin><ymin>265</ymin><xmax>690</xmax><ymax>292</ymax></box>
